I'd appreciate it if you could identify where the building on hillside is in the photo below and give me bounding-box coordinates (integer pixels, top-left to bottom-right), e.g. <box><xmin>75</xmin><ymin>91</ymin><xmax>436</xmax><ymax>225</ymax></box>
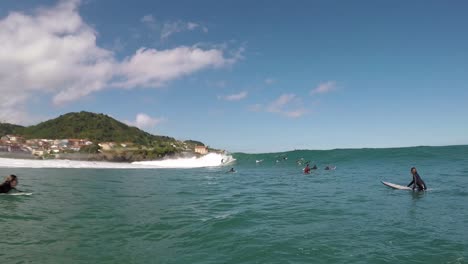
<box><xmin>194</xmin><ymin>145</ymin><xmax>208</xmax><ymax>155</ymax></box>
<box><xmin>32</xmin><ymin>149</ymin><xmax>46</xmax><ymax>156</ymax></box>
<box><xmin>98</xmin><ymin>142</ymin><xmax>116</xmax><ymax>151</ymax></box>
<box><xmin>120</xmin><ymin>142</ymin><xmax>133</xmax><ymax>148</ymax></box>
<box><xmin>8</xmin><ymin>144</ymin><xmax>28</xmax><ymax>153</ymax></box>
<box><xmin>68</xmin><ymin>139</ymin><xmax>93</xmax><ymax>151</ymax></box>
<box><xmin>1</xmin><ymin>135</ymin><xmax>25</xmax><ymax>143</ymax></box>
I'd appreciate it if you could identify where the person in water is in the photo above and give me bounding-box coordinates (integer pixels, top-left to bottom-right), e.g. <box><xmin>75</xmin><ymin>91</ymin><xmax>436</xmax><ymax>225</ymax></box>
<box><xmin>228</xmin><ymin>168</ymin><xmax>236</xmax><ymax>173</ymax></box>
<box><xmin>407</xmin><ymin>167</ymin><xmax>427</xmax><ymax>191</ymax></box>
<box><xmin>304</xmin><ymin>164</ymin><xmax>311</xmax><ymax>174</ymax></box>
<box><xmin>0</xmin><ymin>174</ymin><xmax>20</xmax><ymax>193</ymax></box>
<box><xmin>312</xmin><ymin>164</ymin><xmax>317</xmax><ymax>170</ymax></box>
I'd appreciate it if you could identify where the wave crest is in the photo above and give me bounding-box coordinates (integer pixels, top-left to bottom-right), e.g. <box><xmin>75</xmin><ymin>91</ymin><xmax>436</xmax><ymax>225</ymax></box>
<box><xmin>0</xmin><ymin>153</ymin><xmax>235</xmax><ymax>169</ymax></box>
<box><xmin>132</xmin><ymin>153</ymin><xmax>236</xmax><ymax>168</ymax></box>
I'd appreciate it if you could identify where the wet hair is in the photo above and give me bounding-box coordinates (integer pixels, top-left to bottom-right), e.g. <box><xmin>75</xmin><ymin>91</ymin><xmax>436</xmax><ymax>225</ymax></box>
<box><xmin>4</xmin><ymin>174</ymin><xmax>17</xmax><ymax>183</ymax></box>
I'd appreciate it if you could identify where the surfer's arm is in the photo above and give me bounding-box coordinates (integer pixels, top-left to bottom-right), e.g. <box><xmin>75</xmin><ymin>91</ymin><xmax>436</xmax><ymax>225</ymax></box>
<box><xmin>407</xmin><ymin>180</ymin><xmax>414</xmax><ymax>187</ymax></box>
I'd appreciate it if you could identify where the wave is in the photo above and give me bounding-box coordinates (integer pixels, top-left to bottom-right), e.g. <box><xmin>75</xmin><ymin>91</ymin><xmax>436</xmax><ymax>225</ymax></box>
<box><xmin>0</xmin><ymin>153</ymin><xmax>235</xmax><ymax>169</ymax></box>
<box><xmin>231</xmin><ymin>145</ymin><xmax>468</xmax><ymax>167</ymax></box>
<box><xmin>132</xmin><ymin>153</ymin><xmax>236</xmax><ymax>168</ymax></box>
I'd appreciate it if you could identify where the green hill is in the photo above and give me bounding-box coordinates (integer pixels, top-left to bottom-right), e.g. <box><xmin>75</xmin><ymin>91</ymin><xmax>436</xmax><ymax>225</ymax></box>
<box><xmin>20</xmin><ymin>111</ymin><xmax>175</xmax><ymax>145</ymax></box>
<box><xmin>0</xmin><ymin>123</ymin><xmax>25</xmax><ymax>136</ymax></box>
<box><xmin>0</xmin><ymin>111</ymin><xmax>210</xmax><ymax>161</ymax></box>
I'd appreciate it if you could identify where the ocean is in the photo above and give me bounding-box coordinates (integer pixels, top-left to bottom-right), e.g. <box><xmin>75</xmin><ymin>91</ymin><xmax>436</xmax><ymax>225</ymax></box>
<box><xmin>1</xmin><ymin>145</ymin><xmax>467</xmax><ymax>263</ymax></box>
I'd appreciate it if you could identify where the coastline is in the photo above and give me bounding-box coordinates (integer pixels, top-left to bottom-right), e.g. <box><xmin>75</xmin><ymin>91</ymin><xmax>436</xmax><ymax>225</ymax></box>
<box><xmin>0</xmin><ymin>150</ymin><xmax>208</xmax><ymax>163</ymax></box>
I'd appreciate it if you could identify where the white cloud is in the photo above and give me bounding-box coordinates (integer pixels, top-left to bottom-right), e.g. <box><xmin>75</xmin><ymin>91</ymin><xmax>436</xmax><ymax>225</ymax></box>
<box><xmin>161</xmin><ymin>20</ymin><xmax>207</xmax><ymax>40</ymax></box>
<box><xmin>140</xmin><ymin>14</ymin><xmax>158</xmax><ymax>31</ymax></box>
<box><xmin>113</xmin><ymin>46</ymin><xmax>231</xmax><ymax>89</ymax></box>
<box><xmin>187</xmin><ymin>22</ymin><xmax>199</xmax><ymax>30</ymax></box>
<box><xmin>0</xmin><ymin>1</ymin><xmax>238</xmax><ymax>124</ymax></box>
<box><xmin>218</xmin><ymin>91</ymin><xmax>248</xmax><ymax>101</ymax></box>
<box><xmin>249</xmin><ymin>93</ymin><xmax>307</xmax><ymax>118</ymax></box>
<box><xmin>141</xmin><ymin>14</ymin><xmax>155</xmax><ymax>24</ymax></box>
<box><xmin>267</xmin><ymin>94</ymin><xmax>297</xmax><ymax>113</ymax></box>
<box><xmin>284</xmin><ymin>109</ymin><xmax>307</xmax><ymax>118</ymax></box>
<box><xmin>125</xmin><ymin>113</ymin><xmax>165</xmax><ymax>130</ymax></box>
<box><xmin>310</xmin><ymin>81</ymin><xmax>337</xmax><ymax>95</ymax></box>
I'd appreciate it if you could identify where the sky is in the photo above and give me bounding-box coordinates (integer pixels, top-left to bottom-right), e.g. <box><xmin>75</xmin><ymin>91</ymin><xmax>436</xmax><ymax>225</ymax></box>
<box><xmin>0</xmin><ymin>0</ymin><xmax>467</xmax><ymax>153</ymax></box>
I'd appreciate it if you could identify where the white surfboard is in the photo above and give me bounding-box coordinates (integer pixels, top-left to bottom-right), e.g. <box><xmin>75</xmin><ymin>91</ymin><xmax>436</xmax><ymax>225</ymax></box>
<box><xmin>381</xmin><ymin>181</ymin><xmax>412</xmax><ymax>190</ymax></box>
<box><xmin>1</xmin><ymin>192</ymin><xmax>33</xmax><ymax>196</ymax></box>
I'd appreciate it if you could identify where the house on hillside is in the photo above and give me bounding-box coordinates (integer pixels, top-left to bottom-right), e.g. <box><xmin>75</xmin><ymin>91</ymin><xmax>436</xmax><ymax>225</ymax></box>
<box><xmin>8</xmin><ymin>144</ymin><xmax>28</xmax><ymax>153</ymax></box>
<box><xmin>120</xmin><ymin>142</ymin><xmax>133</xmax><ymax>148</ymax></box>
<box><xmin>99</xmin><ymin>142</ymin><xmax>116</xmax><ymax>151</ymax></box>
<box><xmin>68</xmin><ymin>139</ymin><xmax>93</xmax><ymax>151</ymax></box>
<box><xmin>1</xmin><ymin>135</ymin><xmax>25</xmax><ymax>143</ymax></box>
<box><xmin>32</xmin><ymin>149</ymin><xmax>46</xmax><ymax>156</ymax></box>
<box><xmin>194</xmin><ymin>145</ymin><xmax>208</xmax><ymax>155</ymax></box>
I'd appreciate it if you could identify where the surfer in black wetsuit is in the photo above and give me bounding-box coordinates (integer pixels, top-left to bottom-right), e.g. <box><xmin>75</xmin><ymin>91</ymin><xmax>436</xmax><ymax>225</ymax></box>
<box><xmin>0</xmin><ymin>175</ymin><xmax>20</xmax><ymax>193</ymax></box>
<box><xmin>407</xmin><ymin>167</ymin><xmax>427</xmax><ymax>191</ymax></box>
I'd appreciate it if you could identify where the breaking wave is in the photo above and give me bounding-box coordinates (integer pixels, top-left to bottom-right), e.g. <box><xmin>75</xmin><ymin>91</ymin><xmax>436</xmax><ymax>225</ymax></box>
<box><xmin>0</xmin><ymin>153</ymin><xmax>235</xmax><ymax>169</ymax></box>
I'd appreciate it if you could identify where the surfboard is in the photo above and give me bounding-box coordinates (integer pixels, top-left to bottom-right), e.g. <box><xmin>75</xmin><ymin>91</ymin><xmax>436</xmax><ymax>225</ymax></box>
<box><xmin>381</xmin><ymin>181</ymin><xmax>411</xmax><ymax>190</ymax></box>
<box><xmin>0</xmin><ymin>192</ymin><xmax>33</xmax><ymax>196</ymax></box>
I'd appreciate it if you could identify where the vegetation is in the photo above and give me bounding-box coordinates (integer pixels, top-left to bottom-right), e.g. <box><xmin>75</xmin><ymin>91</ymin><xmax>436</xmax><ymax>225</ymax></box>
<box><xmin>0</xmin><ymin>111</ymin><xmax>211</xmax><ymax>161</ymax></box>
<box><xmin>79</xmin><ymin>144</ymin><xmax>101</xmax><ymax>154</ymax></box>
<box><xmin>20</xmin><ymin>111</ymin><xmax>175</xmax><ymax>144</ymax></box>
<box><xmin>184</xmin><ymin>140</ymin><xmax>205</xmax><ymax>146</ymax></box>
<box><xmin>0</xmin><ymin>123</ymin><xmax>24</xmax><ymax>136</ymax></box>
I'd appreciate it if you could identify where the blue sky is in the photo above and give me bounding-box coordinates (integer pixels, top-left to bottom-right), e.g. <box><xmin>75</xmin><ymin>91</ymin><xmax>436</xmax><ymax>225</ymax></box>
<box><xmin>1</xmin><ymin>0</ymin><xmax>467</xmax><ymax>153</ymax></box>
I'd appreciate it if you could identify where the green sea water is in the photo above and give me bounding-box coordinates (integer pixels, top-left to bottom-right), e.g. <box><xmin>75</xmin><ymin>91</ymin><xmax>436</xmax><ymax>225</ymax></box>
<box><xmin>1</xmin><ymin>145</ymin><xmax>467</xmax><ymax>263</ymax></box>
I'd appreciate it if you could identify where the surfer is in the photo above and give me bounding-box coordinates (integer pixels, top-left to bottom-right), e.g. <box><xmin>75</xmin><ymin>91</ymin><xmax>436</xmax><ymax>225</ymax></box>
<box><xmin>304</xmin><ymin>164</ymin><xmax>311</xmax><ymax>174</ymax></box>
<box><xmin>0</xmin><ymin>175</ymin><xmax>20</xmax><ymax>193</ymax></box>
<box><xmin>407</xmin><ymin>167</ymin><xmax>427</xmax><ymax>191</ymax></box>
<box><xmin>312</xmin><ymin>164</ymin><xmax>317</xmax><ymax>170</ymax></box>
<box><xmin>228</xmin><ymin>168</ymin><xmax>236</xmax><ymax>173</ymax></box>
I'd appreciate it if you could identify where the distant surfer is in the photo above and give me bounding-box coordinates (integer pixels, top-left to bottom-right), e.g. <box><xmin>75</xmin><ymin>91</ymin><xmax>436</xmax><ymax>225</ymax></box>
<box><xmin>0</xmin><ymin>175</ymin><xmax>20</xmax><ymax>193</ymax></box>
<box><xmin>228</xmin><ymin>168</ymin><xmax>236</xmax><ymax>173</ymax></box>
<box><xmin>407</xmin><ymin>167</ymin><xmax>427</xmax><ymax>191</ymax></box>
<box><xmin>312</xmin><ymin>164</ymin><xmax>317</xmax><ymax>170</ymax></box>
<box><xmin>304</xmin><ymin>164</ymin><xmax>311</xmax><ymax>174</ymax></box>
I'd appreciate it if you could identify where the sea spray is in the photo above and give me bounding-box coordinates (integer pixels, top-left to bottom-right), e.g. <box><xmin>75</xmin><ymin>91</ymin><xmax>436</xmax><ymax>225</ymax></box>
<box><xmin>0</xmin><ymin>153</ymin><xmax>235</xmax><ymax>169</ymax></box>
<box><xmin>132</xmin><ymin>153</ymin><xmax>236</xmax><ymax>168</ymax></box>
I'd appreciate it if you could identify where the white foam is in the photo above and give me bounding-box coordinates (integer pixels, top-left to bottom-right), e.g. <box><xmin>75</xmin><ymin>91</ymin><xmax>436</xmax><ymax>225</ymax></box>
<box><xmin>0</xmin><ymin>153</ymin><xmax>235</xmax><ymax>169</ymax></box>
<box><xmin>132</xmin><ymin>153</ymin><xmax>236</xmax><ymax>168</ymax></box>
